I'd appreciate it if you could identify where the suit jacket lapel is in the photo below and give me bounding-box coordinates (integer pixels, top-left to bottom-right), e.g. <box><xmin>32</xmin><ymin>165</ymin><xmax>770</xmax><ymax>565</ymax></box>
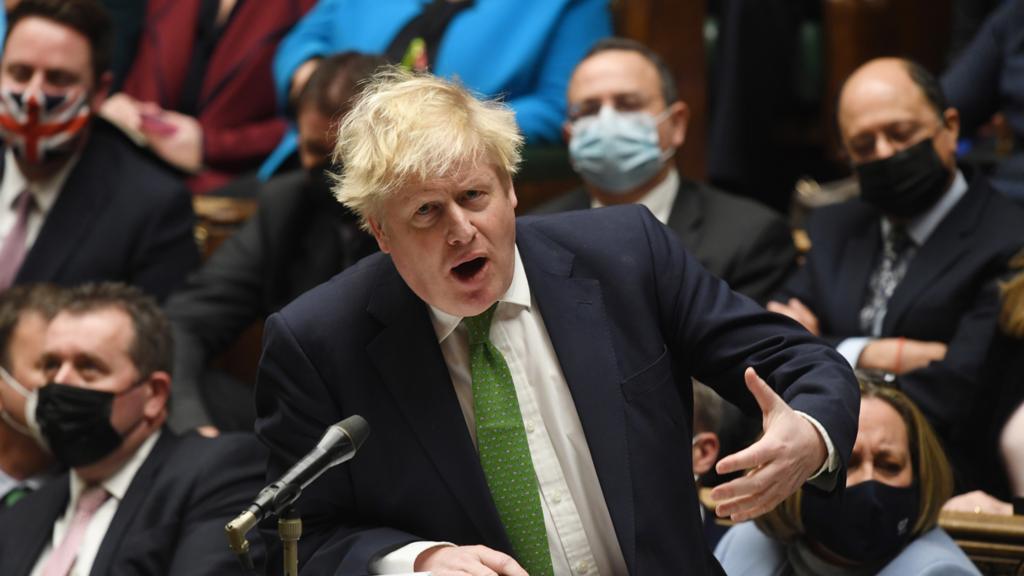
<box><xmin>884</xmin><ymin>183</ymin><xmax>987</xmax><ymax>332</ymax></box>
<box><xmin>90</xmin><ymin>431</ymin><xmax>177</xmax><ymax>576</ymax></box>
<box><xmin>516</xmin><ymin>223</ymin><xmax>637</xmax><ymax>571</ymax></box>
<box><xmin>6</xmin><ymin>476</ymin><xmax>70</xmax><ymax>576</ymax></box>
<box><xmin>15</xmin><ymin>131</ymin><xmax>108</xmax><ymax>284</ymax></box>
<box><xmin>666</xmin><ymin>178</ymin><xmax>704</xmax><ymax>252</ymax></box>
<box><xmin>834</xmin><ymin>210</ymin><xmax>881</xmax><ymax>332</ymax></box>
<box><xmin>365</xmin><ymin>262</ymin><xmax>510</xmax><ymax>550</ymax></box>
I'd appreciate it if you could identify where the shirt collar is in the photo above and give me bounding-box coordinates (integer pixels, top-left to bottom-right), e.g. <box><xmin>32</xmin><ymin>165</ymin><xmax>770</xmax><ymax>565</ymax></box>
<box><xmin>429</xmin><ymin>246</ymin><xmax>532</xmax><ymax>343</ymax></box>
<box><xmin>1</xmin><ymin>149</ymin><xmax>80</xmax><ymax>215</ymax></box>
<box><xmin>591</xmin><ymin>168</ymin><xmax>679</xmax><ymax>225</ymax></box>
<box><xmin>893</xmin><ymin>169</ymin><xmax>968</xmax><ymax>246</ymax></box>
<box><xmin>69</xmin><ymin>429</ymin><xmax>161</xmax><ymax>505</ymax></box>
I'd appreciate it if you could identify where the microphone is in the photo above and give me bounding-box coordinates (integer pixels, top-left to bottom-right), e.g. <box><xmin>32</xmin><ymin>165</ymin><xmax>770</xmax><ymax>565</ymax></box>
<box><xmin>226</xmin><ymin>415</ymin><xmax>370</xmax><ymax>567</ymax></box>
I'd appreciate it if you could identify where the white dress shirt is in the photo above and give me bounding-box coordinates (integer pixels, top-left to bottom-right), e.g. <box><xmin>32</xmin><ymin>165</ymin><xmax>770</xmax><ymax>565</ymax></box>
<box><xmin>590</xmin><ymin>168</ymin><xmax>679</xmax><ymax>225</ymax></box>
<box><xmin>0</xmin><ymin>150</ymin><xmax>78</xmax><ymax>254</ymax></box>
<box><xmin>29</xmin><ymin>431</ymin><xmax>160</xmax><ymax>576</ymax></box>
<box><xmin>836</xmin><ymin>170</ymin><xmax>970</xmax><ymax>366</ymax></box>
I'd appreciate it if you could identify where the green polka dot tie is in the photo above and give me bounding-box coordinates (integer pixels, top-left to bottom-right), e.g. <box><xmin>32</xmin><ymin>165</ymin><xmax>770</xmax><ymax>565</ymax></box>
<box><xmin>464</xmin><ymin>305</ymin><xmax>554</xmax><ymax>576</ymax></box>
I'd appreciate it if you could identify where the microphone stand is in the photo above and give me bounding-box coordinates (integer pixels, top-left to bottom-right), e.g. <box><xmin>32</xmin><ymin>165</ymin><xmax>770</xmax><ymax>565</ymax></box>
<box><xmin>279</xmin><ymin>507</ymin><xmax>302</xmax><ymax>576</ymax></box>
<box><xmin>225</xmin><ymin>510</ymin><xmax>258</xmax><ymax>572</ymax></box>
<box><xmin>224</xmin><ymin>507</ymin><xmax>303</xmax><ymax>576</ymax></box>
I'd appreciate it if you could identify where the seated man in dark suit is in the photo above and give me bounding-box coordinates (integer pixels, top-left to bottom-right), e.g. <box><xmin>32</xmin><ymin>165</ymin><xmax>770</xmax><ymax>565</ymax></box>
<box><xmin>164</xmin><ymin>52</ymin><xmax>383</xmax><ymax>434</ymax></box>
<box><xmin>769</xmin><ymin>58</ymin><xmax>1024</xmax><ymax>481</ymax></box>
<box><xmin>0</xmin><ymin>284</ymin><xmax>62</xmax><ymax>511</ymax></box>
<box><xmin>536</xmin><ymin>37</ymin><xmax>796</xmax><ymax>304</ymax></box>
<box><xmin>0</xmin><ymin>0</ymin><xmax>199</xmax><ymax>301</ymax></box>
<box><xmin>255</xmin><ymin>69</ymin><xmax>859</xmax><ymax>575</ymax></box>
<box><xmin>0</xmin><ymin>283</ymin><xmax>266</xmax><ymax>575</ymax></box>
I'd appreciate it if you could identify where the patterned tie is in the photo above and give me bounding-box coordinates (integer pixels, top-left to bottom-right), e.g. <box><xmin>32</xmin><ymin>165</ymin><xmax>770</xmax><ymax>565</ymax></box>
<box><xmin>859</xmin><ymin>224</ymin><xmax>917</xmax><ymax>337</ymax></box>
<box><xmin>464</xmin><ymin>305</ymin><xmax>554</xmax><ymax>576</ymax></box>
<box><xmin>0</xmin><ymin>189</ymin><xmax>35</xmax><ymax>290</ymax></box>
<box><xmin>1</xmin><ymin>484</ymin><xmax>32</xmax><ymax>508</ymax></box>
<box><xmin>42</xmin><ymin>485</ymin><xmax>109</xmax><ymax>576</ymax></box>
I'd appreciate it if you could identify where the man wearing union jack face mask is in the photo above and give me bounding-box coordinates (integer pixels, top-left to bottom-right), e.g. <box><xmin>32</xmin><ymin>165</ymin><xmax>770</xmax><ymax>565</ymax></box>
<box><xmin>0</xmin><ymin>0</ymin><xmax>198</xmax><ymax>302</ymax></box>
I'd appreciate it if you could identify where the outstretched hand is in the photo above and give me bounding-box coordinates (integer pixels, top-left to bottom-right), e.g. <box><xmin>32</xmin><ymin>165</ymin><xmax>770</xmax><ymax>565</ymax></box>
<box><xmin>710</xmin><ymin>367</ymin><xmax>827</xmax><ymax>522</ymax></box>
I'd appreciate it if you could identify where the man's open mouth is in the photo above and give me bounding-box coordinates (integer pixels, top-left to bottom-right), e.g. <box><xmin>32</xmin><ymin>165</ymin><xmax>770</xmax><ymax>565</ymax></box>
<box><xmin>452</xmin><ymin>257</ymin><xmax>487</xmax><ymax>280</ymax></box>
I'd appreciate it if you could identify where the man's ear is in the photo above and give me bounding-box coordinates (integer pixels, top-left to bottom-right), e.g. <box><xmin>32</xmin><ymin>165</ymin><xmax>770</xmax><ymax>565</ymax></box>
<box><xmin>91</xmin><ymin>71</ymin><xmax>114</xmax><ymax>110</ymax></box>
<box><xmin>942</xmin><ymin>107</ymin><xmax>960</xmax><ymax>142</ymax></box>
<box><xmin>668</xmin><ymin>100</ymin><xmax>689</xmax><ymax>149</ymax></box>
<box><xmin>692</xmin><ymin>431</ymin><xmax>720</xmax><ymax>476</ymax></box>
<box><xmin>368</xmin><ymin>218</ymin><xmax>391</xmax><ymax>253</ymax></box>
<box><xmin>142</xmin><ymin>371</ymin><xmax>170</xmax><ymax>420</ymax></box>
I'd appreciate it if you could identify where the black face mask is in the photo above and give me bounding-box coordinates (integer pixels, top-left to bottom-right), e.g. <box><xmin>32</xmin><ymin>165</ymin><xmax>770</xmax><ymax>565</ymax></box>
<box><xmin>35</xmin><ymin>383</ymin><xmax>124</xmax><ymax>468</ymax></box>
<box><xmin>801</xmin><ymin>480</ymin><xmax>920</xmax><ymax>566</ymax></box>
<box><xmin>855</xmin><ymin>138</ymin><xmax>951</xmax><ymax>219</ymax></box>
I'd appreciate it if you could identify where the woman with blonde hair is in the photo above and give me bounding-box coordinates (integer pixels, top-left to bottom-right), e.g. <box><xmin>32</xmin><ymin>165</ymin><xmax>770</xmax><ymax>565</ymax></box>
<box><xmin>715</xmin><ymin>377</ymin><xmax>979</xmax><ymax>575</ymax></box>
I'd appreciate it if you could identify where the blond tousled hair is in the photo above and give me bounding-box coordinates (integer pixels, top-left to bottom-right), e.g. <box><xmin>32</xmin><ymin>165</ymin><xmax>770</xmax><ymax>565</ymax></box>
<box><xmin>330</xmin><ymin>67</ymin><xmax>524</xmax><ymax>231</ymax></box>
<box><xmin>755</xmin><ymin>376</ymin><xmax>953</xmax><ymax>544</ymax></box>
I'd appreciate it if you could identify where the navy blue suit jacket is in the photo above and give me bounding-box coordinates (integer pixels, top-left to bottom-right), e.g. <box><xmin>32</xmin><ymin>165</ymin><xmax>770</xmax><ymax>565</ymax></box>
<box><xmin>255</xmin><ymin>205</ymin><xmax>859</xmax><ymax>575</ymax></box>
<box><xmin>0</xmin><ymin>430</ymin><xmax>267</xmax><ymax>576</ymax></box>
<box><xmin>9</xmin><ymin>119</ymin><xmax>199</xmax><ymax>302</ymax></box>
<box><xmin>774</xmin><ymin>176</ymin><xmax>1024</xmax><ymax>449</ymax></box>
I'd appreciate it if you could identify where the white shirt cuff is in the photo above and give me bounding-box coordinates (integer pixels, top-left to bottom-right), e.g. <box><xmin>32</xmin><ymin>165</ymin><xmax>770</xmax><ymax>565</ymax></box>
<box><xmin>794</xmin><ymin>411</ymin><xmax>838</xmax><ymax>481</ymax></box>
<box><xmin>836</xmin><ymin>337</ymin><xmax>871</xmax><ymax>368</ymax></box>
<box><xmin>370</xmin><ymin>541</ymin><xmax>453</xmax><ymax>574</ymax></box>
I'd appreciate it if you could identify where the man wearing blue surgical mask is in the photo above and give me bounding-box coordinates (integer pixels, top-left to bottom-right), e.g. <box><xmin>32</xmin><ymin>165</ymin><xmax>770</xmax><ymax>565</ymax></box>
<box><xmin>0</xmin><ymin>284</ymin><xmax>62</xmax><ymax>513</ymax></box>
<box><xmin>769</xmin><ymin>58</ymin><xmax>1024</xmax><ymax>489</ymax></box>
<box><xmin>536</xmin><ymin>37</ymin><xmax>796</xmax><ymax>305</ymax></box>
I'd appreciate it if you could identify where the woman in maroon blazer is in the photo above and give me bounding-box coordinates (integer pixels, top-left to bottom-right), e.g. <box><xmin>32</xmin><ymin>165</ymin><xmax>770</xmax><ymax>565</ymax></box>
<box><xmin>105</xmin><ymin>0</ymin><xmax>315</xmax><ymax>193</ymax></box>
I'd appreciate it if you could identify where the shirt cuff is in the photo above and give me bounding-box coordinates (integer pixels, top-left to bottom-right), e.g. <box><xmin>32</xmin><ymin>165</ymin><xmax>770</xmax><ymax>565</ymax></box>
<box><xmin>370</xmin><ymin>541</ymin><xmax>454</xmax><ymax>574</ymax></box>
<box><xmin>836</xmin><ymin>337</ymin><xmax>871</xmax><ymax>368</ymax></box>
<box><xmin>795</xmin><ymin>411</ymin><xmax>839</xmax><ymax>491</ymax></box>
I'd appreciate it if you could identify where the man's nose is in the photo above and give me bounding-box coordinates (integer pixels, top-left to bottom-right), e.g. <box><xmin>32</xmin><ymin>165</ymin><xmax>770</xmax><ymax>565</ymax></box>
<box><xmin>874</xmin><ymin>135</ymin><xmax>896</xmax><ymax>160</ymax></box>
<box><xmin>52</xmin><ymin>362</ymin><xmax>80</xmax><ymax>385</ymax></box>
<box><xmin>446</xmin><ymin>206</ymin><xmax>477</xmax><ymax>245</ymax></box>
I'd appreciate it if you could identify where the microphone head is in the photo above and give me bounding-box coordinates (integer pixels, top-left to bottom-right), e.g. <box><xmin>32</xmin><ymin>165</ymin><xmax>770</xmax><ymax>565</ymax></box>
<box><xmin>337</xmin><ymin>414</ymin><xmax>370</xmax><ymax>450</ymax></box>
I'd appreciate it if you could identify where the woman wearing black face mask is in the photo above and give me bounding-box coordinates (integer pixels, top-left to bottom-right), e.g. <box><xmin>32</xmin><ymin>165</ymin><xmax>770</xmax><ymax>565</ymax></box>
<box><xmin>714</xmin><ymin>378</ymin><xmax>980</xmax><ymax>575</ymax></box>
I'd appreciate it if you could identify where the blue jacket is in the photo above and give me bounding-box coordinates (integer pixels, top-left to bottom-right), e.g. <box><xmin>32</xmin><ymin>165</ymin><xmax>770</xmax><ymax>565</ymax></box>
<box><xmin>260</xmin><ymin>0</ymin><xmax>612</xmax><ymax>177</ymax></box>
<box><xmin>715</xmin><ymin>522</ymin><xmax>980</xmax><ymax>575</ymax></box>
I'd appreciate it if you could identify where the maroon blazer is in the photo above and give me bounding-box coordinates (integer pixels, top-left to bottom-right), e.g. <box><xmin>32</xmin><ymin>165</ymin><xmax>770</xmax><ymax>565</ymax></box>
<box><xmin>122</xmin><ymin>0</ymin><xmax>315</xmax><ymax>193</ymax></box>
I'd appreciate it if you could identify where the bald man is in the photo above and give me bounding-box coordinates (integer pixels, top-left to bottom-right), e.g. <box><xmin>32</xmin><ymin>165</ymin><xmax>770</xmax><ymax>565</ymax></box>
<box><xmin>769</xmin><ymin>58</ymin><xmax>1024</xmax><ymax>484</ymax></box>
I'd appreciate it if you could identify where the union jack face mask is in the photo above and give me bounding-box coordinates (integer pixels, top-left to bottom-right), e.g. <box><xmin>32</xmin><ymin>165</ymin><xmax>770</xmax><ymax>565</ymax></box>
<box><xmin>0</xmin><ymin>87</ymin><xmax>91</xmax><ymax>165</ymax></box>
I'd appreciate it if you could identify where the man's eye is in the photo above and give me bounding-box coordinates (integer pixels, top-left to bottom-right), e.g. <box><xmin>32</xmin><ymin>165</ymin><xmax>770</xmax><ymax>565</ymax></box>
<box><xmin>6</xmin><ymin>64</ymin><xmax>31</xmax><ymax>83</ymax></box>
<box><xmin>415</xmin><ymin>204</ymin><xmax>434</xmax><ymax>216</ymax></box>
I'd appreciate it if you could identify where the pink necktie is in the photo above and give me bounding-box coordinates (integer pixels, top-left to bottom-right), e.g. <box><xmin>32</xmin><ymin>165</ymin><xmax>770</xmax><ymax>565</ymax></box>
<box><xmin>0</xmin><ymin>190</ymin><xmax>34</xmax><ymax>290</ymax></box>
<box><xmin>42</xmin><ymin>486</ymin><xmax>110</xmax><ymax>576</ymax></box>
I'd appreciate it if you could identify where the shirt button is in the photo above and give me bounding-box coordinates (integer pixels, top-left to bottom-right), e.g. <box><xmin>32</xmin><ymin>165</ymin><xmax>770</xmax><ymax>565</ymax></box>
<box><xmin>575</xmin><ymin>560</ymin><xmax>589</xmax><ymax>574</ymax></box>
<box><xmin>551</xmin><ymin>491</ymin><xmax>562</xmax><ymax>504</ymax></box>
<box><xmin>525</xmin><ymin>421</ymin><xmax>535</xmax><ymax>434</ymax></box>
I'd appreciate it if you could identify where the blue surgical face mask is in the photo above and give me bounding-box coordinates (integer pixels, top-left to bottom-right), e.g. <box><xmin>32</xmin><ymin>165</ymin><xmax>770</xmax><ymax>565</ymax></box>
<box><xmin>569</xmin><ymin>105</ymin><xmax>675</xmax><ymax>194</ymax></box>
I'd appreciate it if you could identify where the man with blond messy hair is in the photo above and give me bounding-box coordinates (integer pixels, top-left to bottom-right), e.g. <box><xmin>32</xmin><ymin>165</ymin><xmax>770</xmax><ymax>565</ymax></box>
<box><xmin>256</xmin><ymin>69</ymin><xmax>859</xmax><ymax>576</ymax></box>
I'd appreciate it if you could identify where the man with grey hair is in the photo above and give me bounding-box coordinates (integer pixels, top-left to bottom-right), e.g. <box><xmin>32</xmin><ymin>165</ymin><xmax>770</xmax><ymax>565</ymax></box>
<box><xmin>256</xmin><ymin>69</ymin><xmax>859</xmax><ymax>575</ymax></box>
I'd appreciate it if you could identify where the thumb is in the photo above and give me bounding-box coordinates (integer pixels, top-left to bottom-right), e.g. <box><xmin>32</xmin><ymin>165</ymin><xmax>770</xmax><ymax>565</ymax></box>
<box><xmin>745</xmin><ymin>367</ymin><xmax>781</xmax><ymax>417</ymax></box>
